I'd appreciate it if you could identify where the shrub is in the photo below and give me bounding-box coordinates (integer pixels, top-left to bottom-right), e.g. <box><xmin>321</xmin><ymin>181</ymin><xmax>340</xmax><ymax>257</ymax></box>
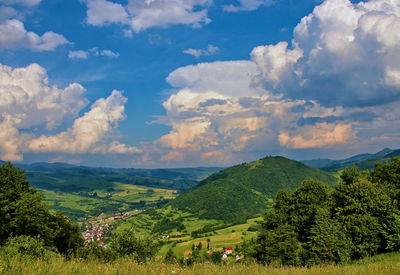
<box><xmin>1</xmin><ymin>235</ymin><xmax>58</xmax><ymax>260</ymax></box>
<box><xmin>110</xmin><ymin>226</ymin><xmax>158</xmax><ymax>263</ymax></box>
<box><xmin>75</xmin><ymin>242</ymin><xmax>116</xmax><ymax>262</ymax></box>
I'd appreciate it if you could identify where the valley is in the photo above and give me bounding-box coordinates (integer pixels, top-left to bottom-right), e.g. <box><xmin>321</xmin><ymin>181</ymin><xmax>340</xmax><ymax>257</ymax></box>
<box><xmin>2</xmin><ymin>148</ymin><xmax>399</xmax><ymax>261</ymax></box>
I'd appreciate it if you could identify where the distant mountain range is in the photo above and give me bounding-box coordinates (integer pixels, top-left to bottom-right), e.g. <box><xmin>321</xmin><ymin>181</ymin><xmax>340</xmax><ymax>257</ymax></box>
<box><xmin>301</xmin><ymin>147</ymin><xmax>400</xmax><ymax>171</ymax></box>
<box><xmin>0</xmin><ymin>160</ymin><xmax>222</xmax><ymax>192</ymax></box>
<box><xmin>169</xmin><ymin>156</ymin><xmax>337</xmax><ymax>222</ymax></box>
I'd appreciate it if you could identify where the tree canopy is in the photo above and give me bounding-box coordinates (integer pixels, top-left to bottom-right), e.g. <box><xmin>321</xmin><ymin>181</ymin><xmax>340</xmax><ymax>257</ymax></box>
<box><xmin>0</xmin><ymin>162</ymin><xmax>83</xmax><ymax>254</ymax></box>
<box><xmin>253</xmin><ymin>157</ymin><xmax>400</xmax><ymax>266</ymax></box>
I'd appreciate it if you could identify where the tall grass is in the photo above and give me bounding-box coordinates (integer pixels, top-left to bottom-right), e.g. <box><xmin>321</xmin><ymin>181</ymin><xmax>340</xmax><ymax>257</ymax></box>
<box><xmin>1</xmin><ymin>253</ymin><xmax>400</xmax><ymax>275</ymax></box>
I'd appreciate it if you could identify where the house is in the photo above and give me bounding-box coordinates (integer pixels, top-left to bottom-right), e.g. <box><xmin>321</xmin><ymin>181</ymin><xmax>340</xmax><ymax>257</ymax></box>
<box><xmin>236</xmin><ymin>254</ymin><xmax>244</xmax><ymax>260</ymax></box>
<box><xmin>225</xmin><ymin>247</ymin><xmax>233</xmax><ymax>254</ymax></box>
<box><xmin>222</xmin><ymin>254</ymin><xmax>228</xmax><ymax>260</ymax></box>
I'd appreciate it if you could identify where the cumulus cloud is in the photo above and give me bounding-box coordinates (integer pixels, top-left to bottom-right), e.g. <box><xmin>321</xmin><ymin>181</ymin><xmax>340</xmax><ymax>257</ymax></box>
<box><xmin>68</xmin><ymin>48</ymin><xmax>120</xmax><ymax>60</ymax></box>
<box><xmin>0</xmin><ymin>63</ymin><xmax>139</xmax><ymax>161</ymax></box>
<box><xmin>0</xmin><ymin>6</ymin><xmax>16</xmax><ymax>22</ymax></box>
<box><xmin>0</xmin><ymin>63</ymin><xmax>88</xmax><ymax>130</ymax></box>
<box><xmin>166</xmin><ymin>60</ymin><xmax>263</xmax><ymax>97</ymax></box>
<box><xmin>152</xmin><ymin>0</ymin><xmax>400</xmax><ymax>164</ymax></box>
<box><xmin>0</xmin><ymin>19</ymin><xmax>69</xmax><ymax>51</ymax></box>
<box><xmin>251</xmin><ymin>41</ymin><xmax>302</xmax><ymax>88</ymax></box>
<box><xmin>29</xmin><ymin>90</ymin><xmax>139</xmax><ymax>155</ymax></box>
<box><xmin>0</xmin><ymin>119</ymin><xmax>27</xmax><ymax>161</ymax></box>
<box><xmin>183</xmin><ymin>44</ymin><xmax>219</xmax><ymax>58</ymax></box>
<box><xmin>279</xmin><ymin>123</ymin><xmax>356</xmax><ymax>149</ymax></box>
<box><xmin>151</xmin><ymin>59</ymin><xmax>359</xmax><ymax>165</ymax></box>
<box><xmin>251</xmin><ymin>0</ymin><xmax>400</xmax><ymax>107</ymax></box>
<box><xmin>86</xmin><ymin>0</ymin><xmax>128</xmax><ymax>26</ymax></box>
<box><xmin>84</xmin><ymin>0</ymin><xmax>211</xmax><ymax>32</ymax></box>
<box><xmin>224</xmin><ymin>0</ymin><xmax>274</xmax><ymax>12</ymax></box>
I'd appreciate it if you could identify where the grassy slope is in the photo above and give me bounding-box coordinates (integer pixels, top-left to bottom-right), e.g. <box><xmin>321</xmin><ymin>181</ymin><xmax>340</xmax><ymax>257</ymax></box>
<box><xmin>2</xmin><ymin>252</ymin><xmax>400</xmax><ymax>275</ymax></box>
<box><xmin>169</xmin><ymin>156</ymin><xmax>337</xmax><ymax>222</ymax></box>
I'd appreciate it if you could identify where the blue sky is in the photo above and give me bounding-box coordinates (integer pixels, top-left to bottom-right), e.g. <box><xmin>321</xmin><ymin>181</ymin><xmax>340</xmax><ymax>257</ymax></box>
<box><xmin>1</xmin><ymin>0</ymin><xmax>400</xmax><ymax>168</ymax></box>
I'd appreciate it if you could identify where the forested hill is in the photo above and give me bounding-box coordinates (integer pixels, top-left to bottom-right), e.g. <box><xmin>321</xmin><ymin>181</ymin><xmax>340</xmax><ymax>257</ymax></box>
<box><xmin>169</xmin><ymin>156</ymin><xmax>337</xmax><ymax>222</ymax></box>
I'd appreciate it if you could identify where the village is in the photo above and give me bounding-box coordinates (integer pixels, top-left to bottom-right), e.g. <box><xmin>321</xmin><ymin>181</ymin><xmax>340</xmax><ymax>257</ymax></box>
<box><xmin>80</xmin><ymin>212</ymin><xmax>136</xmax><ymax>246</ymax></box>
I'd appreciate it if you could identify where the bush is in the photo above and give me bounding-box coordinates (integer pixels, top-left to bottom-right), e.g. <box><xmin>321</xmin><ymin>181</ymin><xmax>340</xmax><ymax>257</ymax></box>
<box><xmin>110</xmin><ymin>226</ymin><xmax>159</xmax><ymax>263</ymax></box>
<box><xmin>210</xmin><ymin>251</ymin><xmax>223</xmax><ymax>264</ymax></box>
<box><xmin>164</xmin><ymin>248</ymin><xmax>177</xmax><ymax>264</ymax></box>
<box><xmin>75</xmin><ymin>242</ymin><xmax>116</xmax><ymax>262</ymax></box>
<box><xmin>1</xmin><ymin>235</ymin><xmax>58</xmax><ymax>260</ymax></box>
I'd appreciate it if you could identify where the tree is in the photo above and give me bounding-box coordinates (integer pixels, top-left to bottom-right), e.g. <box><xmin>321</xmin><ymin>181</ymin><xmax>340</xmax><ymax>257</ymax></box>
<box><xmin>332</xmin><ymin>175</ymin><xmax>399</xmax><ymax>258</ymax></box>
<box><xmin>164</xmin><ymin>248</ymin><xmax>177</xmax><ymax>264</ymax></box>
<box><xmin>0</xmin><ymin>162</ymin><xmax>84</xmax><ymax>254</ymax></box>
<box><xmin>371</xmin><ymin>157</ymin><xmax>400</xmax><ymax>207</ymax></box>
<box><xmin>52</xmin><ymin>212</ymin><xmax>84</xmax><ymax>254</ymax></box>
<box><xmin>110</xmin><ymin>226</ymin><xmax>158</xmax><ymax>263</ymax></box>
<box><xmin>292</xmin><ymin>179</ymin><xmax>330</xmax><ymax>242</ymax></box>
<box><xmin>252</xmin><ymin>159</ymin><xmax>400</xmax><ymax>266</ymax></box>
<box><xmin>210</xmin><ymin>250</ymin><xmax>223</xmax><ymax>264</ymax></box>
<box><xmin>307</xmin><ymin>208</ymin><xmax>350</xmax><ymax>265</ymax></box>
<box><xmin>255</xmin><ymin>223</ymin><xmax>303</xmax><ymax>266</ymax></box>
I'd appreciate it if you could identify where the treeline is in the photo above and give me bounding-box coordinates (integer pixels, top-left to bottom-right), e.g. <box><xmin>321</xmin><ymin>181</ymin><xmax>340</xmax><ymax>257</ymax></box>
<box><xmin>243</xmin><ymin>157</ymin><xmax>400</xmax><ymax>266</ymax></box>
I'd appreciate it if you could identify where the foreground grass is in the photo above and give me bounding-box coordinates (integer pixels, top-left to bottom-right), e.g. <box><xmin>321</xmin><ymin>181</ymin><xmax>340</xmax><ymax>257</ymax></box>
<box><xmin>1</xmin><ymin>253</ymin><xmax>400</xmax><ymax>275</ymax></box>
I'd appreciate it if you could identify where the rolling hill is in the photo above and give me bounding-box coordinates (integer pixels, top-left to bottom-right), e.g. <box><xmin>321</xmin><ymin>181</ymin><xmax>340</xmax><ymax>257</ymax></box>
<box><xmin>301</xmin><ymin>148</ymin><xmax>400</xmax><ymax>171</ymax></box>
<box><xmin>0</xmin><ymin>161</ymin><xmax>221</xmax><ymax>220</ymax></box>
<box><xmin>168</xmin><ymin>156</ymin><xmax>337</xmax><ymax>222</ymax></box>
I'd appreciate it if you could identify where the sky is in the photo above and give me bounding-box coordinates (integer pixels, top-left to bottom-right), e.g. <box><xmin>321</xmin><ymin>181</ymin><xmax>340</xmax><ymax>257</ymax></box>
<box><xmin>0</xmin><ymin>0</ymin><xmax>400</xmax><ymax>168</ymax></box>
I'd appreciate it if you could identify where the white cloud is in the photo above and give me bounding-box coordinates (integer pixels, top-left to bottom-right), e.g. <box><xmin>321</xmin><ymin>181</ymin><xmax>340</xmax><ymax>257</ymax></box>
<box><xmin>152</xmin><ymin>59</ymin><xmax>355</xmax><ymax>164</ymax></box>
<box><xmin>101</xmin><ymin>49</ymin><xmax>120</xmax><ymax>58</ymax></box>
<box><xmin>251</xmin><ymin>0</ymin><xmax>400</xmax><ymax>107</ymax></box>
<box><xmin>166</xmin><ymin>60</ymin><xmax>263</xmax><ymax>97</ymax></box>
<box><xmin>0</xmin><ymin>19</ymin><xmax>68</xmax><ymax>51</ymax></box>
<box><xmin>224</xmin><ymin>0</ymin><xmax>274</xmax><ymax>12</ymax></box>
<box><xmin>29</xmin><ymin>90</ymin><xmax>139</xmax><ymax>155</ymax></box>
<box><xmin>0</xmin><ymin>63</ymin><xmax>139</xmax><ymax>161</ymax></box>
<box><xmin>86</xmin><ymin>0</ymin><xmax>128</xmax><ymax>26</ymax></box>
<box><xmin>251</xmin><ymin>41</ymin><xmax>302</xmax><ymax>88</ymax></box>
<box><xmin>85</xmin><ymin>0</ymin><xmax>211</xmax><ymax>32</ymax></box>
<box><xmin>68</xmin><ymin>48</ymin><xmax>120</xmax><ymax>60</ymax></box>
<box><xmin>0</xmin><ymin>119</ymin><xmax>27</xmax><ymax>161</ymax></box>
<box><xmin>68</xmin><ymin>50</ymin><xmax>89</xmax><ymax>60</ymax></box>
<box><xmin>0</xmin><ymin>5</ymin><xmax>16</xmax><ymax>22</ymax></box>
<box><xmin>140</xmin><ymin>0</ymin><xmax>400</xmax><ymax>165</ymax></box>
<box><xmin>183</xmin><ymin>44</ymin><xmax>219</xmax><ymax>58</ymax></box>
<box><xmin>0</xmin><ymin>63</ymin><xmax>88</xmax><ymax>130</ymax></box>
<box><xmin>279</xmin><ymin>123</ymin><xmax>356</xmax><ymax>149</ymax></box>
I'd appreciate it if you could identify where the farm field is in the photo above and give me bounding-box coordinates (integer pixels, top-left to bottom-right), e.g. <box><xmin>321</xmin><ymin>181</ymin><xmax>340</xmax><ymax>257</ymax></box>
<box><xmin>112</xmin><ymin>205</ymin><xmax>263</xmax><ymax>258</ymax></box>
<box><xmin>157</xmin><ymin>217</ymin><xmax>262</xmax><ymax>258</ymax></box>
<box><xmin>41</xmin><ymin>184</ymin><xmax>179</xmax><ymax>220</ymax></box>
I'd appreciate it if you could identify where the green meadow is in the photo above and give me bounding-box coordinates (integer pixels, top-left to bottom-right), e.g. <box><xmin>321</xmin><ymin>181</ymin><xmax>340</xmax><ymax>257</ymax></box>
<box><xmin>1</xmin><ymin>252</ymin><xmax>400</xmax><ymax>275</ymax></box>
